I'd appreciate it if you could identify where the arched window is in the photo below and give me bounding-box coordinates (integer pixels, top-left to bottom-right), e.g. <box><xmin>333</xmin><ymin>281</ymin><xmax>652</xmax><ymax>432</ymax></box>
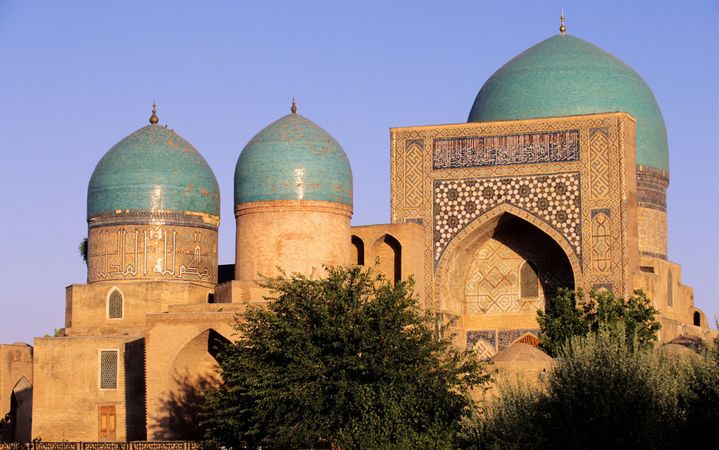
<box><xmin>693</xmin><ymin>311</ymin><xmax>701</xmax><ymax>327</ymax></box>
<box><xmin>107</xmin><ymin>288</ymin><xmax>123</xmax><ymax>319</ymax></box>
<box><xmin>351</xmin><ymin>235</ymin><xmax>365</xmax><ymax>266</ymax></box>
<box><xmin>520</xmin><ymin>261</ymin><xmax>539</xmax><ymax>298</ymax></box>
<box><xmin>375</xmin><ymin>234</ymin><xmax>402</xmax><ymax>284</ymax></box>
<box><xmin>667</xmin><ymin>270</ymin><xmax>673</xmax><ymax>307</ymax></box>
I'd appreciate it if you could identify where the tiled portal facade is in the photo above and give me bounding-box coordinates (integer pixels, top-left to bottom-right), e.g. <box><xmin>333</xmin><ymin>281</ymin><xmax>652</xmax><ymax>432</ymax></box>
<box><xmin>390</xmin><ymin>113</ymin><xmax>707</xmax><ymax>359</ymax></box>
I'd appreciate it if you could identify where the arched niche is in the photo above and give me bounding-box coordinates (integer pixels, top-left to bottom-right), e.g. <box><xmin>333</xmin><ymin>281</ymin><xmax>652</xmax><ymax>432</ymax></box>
<box><xmin>351</xmin><ymin>235</ymin><xmax>365</xmax><ymax>266</ymax></box>
<box><xmin>437</xmin><ymin>205</ymin><xmax>578</xmax><ymax>318</ymax></box>
<box><xmin>156</xmin><ymin>329</ymin><xmax>231</xmax><ymax>440</ymax></box>
<box><xmin>372</xmin><ymin>234</ymin><xmax>402</xmax><ymax>284</ymax></box>
<box><xmin>171</xmin><ymin>329</ymin><xmax>230</xmax><ymax>383</ymax></box>
<box><xmin>8</xmin><ymin>377</ymin><xmax>32</xmax><ymax>443</ymax></box>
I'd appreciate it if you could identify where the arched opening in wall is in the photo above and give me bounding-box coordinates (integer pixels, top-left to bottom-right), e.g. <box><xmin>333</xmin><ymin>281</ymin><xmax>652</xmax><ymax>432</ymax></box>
<box><xmin>693</xmin><ymin>311</ymin><xmax>701</xmax><ymax>327</ymax></box>
<box><xmin>7</xmin><ymin>377</ymin><xmax>32</xmax><ymax>443</ymax></box>
<box><xmin>373</xmin><ymin>234</ymin><xmax>402</xmax><ymax>284</ymax></box>
<box><xmin>153</xmin><ymin>329</ymin><xmax>231</xmax><ymax>440</ymax></box>
<box><xmin>667</xmin><ymin>270</ymin><xmax>673</xmax><ymax>307</ymax></box>
<box><xmin>351</xmin><ymin>235</ymin><xmax>365</xmax><ymax>266</ymax></box>
<box><xmin>462</xmin><ymin>214</ymin><xmax>574</xmax><ymax>316</ymax></box>
<box><xmin>106</xmin><ymin>287</ymin><xmax>123</xmax><ymax>320</ymax></box>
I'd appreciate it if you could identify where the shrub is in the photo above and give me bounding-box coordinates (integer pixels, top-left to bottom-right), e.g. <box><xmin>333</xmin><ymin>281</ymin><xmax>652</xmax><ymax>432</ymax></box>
<box><xmin>464</xmin><ymin>325</ymin><xmax>687</xmax><ymax>449</ymax></box>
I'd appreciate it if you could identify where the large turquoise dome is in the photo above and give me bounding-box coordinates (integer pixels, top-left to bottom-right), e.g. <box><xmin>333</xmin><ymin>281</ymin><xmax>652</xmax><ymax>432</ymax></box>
<box><xmin>468</xmin><ymin>34</ymin><xmax>668</xmax><ymax>172</ymax></box>
<box><xmin>87</xmin><ymin>124</ymin><xmax>220</xmax><ymax>218</ymax></box>
<box><xmin>235</xmin><ymin>112</ymin><xmax>353</xmax><ymax>206</ymax></box>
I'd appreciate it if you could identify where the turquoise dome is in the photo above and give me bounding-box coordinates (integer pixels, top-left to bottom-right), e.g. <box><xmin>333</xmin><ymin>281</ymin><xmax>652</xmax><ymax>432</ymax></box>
<box><xmin>468</xmin><ymin>34</ymin><xmax>668</xmax><ymax>172</ymax></box>
<box><xmin>88</xmin><ymin>124</ymin><xmax>220</xmax><ymax>218</ymax></box>
<box><xmin>235</xmin><ymin>112</ymin><xmax>353</xmax><ymax>206</ymax></box>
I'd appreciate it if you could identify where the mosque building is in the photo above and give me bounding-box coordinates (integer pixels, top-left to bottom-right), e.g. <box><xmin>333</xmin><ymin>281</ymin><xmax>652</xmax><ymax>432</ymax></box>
<box><xmin>0</xmin><ymin>19</ymin><xmax>713</xmax><ymax>442</ymax></box>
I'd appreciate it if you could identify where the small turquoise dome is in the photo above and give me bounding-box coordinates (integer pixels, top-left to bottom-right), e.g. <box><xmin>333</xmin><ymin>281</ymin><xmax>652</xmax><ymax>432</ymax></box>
<box><xmin>235</xmin><ymin>112</ymin><xmax>353</xmax><ymax>206</ymax></box>
<box><xmin>468</xmin><ymin>35</ymin><xmax>668</xmax><ymax>172</ymax></box>
<box><xmin>88</xmin><ymin>124</ymin><xmax>220</xmax><ymax>218</ymax></box>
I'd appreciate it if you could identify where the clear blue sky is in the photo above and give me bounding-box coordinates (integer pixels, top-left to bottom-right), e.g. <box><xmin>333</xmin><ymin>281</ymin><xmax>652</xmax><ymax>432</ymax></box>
<box><xmin>0</xmin><ymin>1</ymin><xmax>717</xmax><ymax>343</ymax></box>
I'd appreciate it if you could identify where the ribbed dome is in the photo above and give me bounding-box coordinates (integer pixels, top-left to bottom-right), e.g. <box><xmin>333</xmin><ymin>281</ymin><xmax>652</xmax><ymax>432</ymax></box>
<box><xmin>468</xmin><ymin>35</ymin><xmax>668</xmax><ymax>172</ymax></box>
<box><xmin>88</xmin><ymin>124</ymin><xmax>220</xmax><ymax>218</ymax></box>
<box><xmin>235</xmin><ymin>113</ymin><xmax>353</xmax><ymax>206</ymax></box>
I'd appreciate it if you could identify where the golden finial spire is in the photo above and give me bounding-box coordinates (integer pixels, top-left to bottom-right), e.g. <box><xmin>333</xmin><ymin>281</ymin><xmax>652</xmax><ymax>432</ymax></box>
<box><xmin>291</xmin><ymin>97</ymin><xmax>297</xmax><ymax>114</ymax></box>
<box><xmin>149</xmin><ymin>101</ymin><xmax>159</xmax><ymax>124</ymax></box>
<box><xmin>559</xmin><ymin>9</ymin><xmax>566</xmax><ymax>35</ymax></box>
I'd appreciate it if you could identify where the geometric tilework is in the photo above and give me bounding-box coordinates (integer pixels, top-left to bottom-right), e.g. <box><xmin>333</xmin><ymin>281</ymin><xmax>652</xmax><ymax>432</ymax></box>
<box><xmin>433</xmin><ymin>172</ymin><xmax>581</xmax><ymax>261</ymax></box>
<box><xmin>466</xmin><ymin>328</ymin><xmax>541</xmax><ymax>358</ymax></box>
<box><xmin>467</xmin><ymin>330</ymin><xmax>497</xmax><ymax>360</ymax></box>
<box><xmin>464</xmin><ymin>238</ymin><xmax>527</xmax><ymax>315</ymax></box>
<box><xmin>463</xmin><ymin>216</ymin><xmax>575</xmax><ymax>315</ymax></box>
<box><xmin>464</xmin><ymin>239</ymin><xmax>541</xmax><ymax>315</ymax></box>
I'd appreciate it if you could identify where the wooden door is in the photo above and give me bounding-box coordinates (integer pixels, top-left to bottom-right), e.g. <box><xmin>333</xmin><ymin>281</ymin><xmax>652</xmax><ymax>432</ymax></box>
<box><xmin>98</xmin><ymin>405</ymin><xmax>116</xmax><ymax>440</ymax></box>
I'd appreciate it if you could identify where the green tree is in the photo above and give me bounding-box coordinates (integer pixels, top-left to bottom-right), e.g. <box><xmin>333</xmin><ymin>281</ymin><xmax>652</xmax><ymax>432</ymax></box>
<box><xmin>537</xmin><ymin>288</ymin><xmax>660</xmax><ymax>356</ymax></box>
<box><xmin>201</xmin><ymin>266</ymin><xmax>488</xmax><ymax>449</ymax></box>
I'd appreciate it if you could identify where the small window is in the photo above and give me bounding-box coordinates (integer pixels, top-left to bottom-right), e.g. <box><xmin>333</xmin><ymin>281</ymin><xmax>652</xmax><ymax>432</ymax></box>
<box><xmin>107</xmin><ymin>289</ymin><xmax>123</xmax><ymax>319</ymax></box>
<box><xmin>693</xmin><ymin>311</ymin><xmax>701</xmax><ymax>327</ymax></box>
<box><xmin>667</xmin><ymin>270</ymin><xmax>673</xmax><ymax>307</ymax></box>
<box><xmin>99</xmin><ymin>350</ymin><xmax>118</xmax><ymax>390</ymax></box>
<box><xmin>520</xmin><ymin>261</ymin><xmax>539</xmax><ymax>298</ymax></box>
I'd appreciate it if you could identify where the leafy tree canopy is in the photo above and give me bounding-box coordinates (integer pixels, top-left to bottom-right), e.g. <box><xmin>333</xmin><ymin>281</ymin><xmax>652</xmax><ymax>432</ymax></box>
<box><xmin>537</xmin><ymin>288</ymin><xmax>661</xmax><ymax>357</ymax></box>
<box><xmin>202</xmin><ymin>266</ymin><xmax>489</xmax><ymax>449</ymax></box>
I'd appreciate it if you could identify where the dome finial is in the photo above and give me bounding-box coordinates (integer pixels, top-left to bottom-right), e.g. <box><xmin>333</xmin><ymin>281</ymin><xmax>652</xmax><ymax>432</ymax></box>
<box><xmin>559</xmin><ymin>9</ymin><xmax>566</xmax><ymax>35</ymax></box>
<box><xmin>291</xmin><ymin>97</ymin><xmax>297</xmax><ymax>114</ymax></box>
<box><xmin>149</xmin><ymin>101</ymin><xmax>159</xmax><ymax>124</ymax></box>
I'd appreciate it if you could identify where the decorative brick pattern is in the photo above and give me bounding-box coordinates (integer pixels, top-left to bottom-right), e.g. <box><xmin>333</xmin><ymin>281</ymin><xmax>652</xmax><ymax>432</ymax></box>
<box><xmin>404</xmin><ymin>140</ymin><xmax>425</xmax><ymax>208</ymax></box>
<box><xmin>638</xmin><ymin>207</ymin><xmax>668</xmax><ymax>258</ymax></box>
<box><xmin>591</xmin><ymin>209</ymin><xmax>612</xmax><ymax>273</ymax></box>
<box><xmin>589</xmin><ymin>128</ymin><xmax>610</xmax><ymax>198</ymax></box>
<box><xmin>433</xmin><ymin>173</ymin><xmax>581</xmax><ymax>261</ymax></box>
